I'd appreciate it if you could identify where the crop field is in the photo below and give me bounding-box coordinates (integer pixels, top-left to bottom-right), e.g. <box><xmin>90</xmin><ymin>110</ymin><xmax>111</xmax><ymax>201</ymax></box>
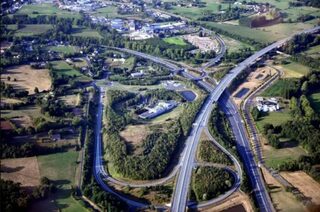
<box><xmin>49</xmin><ymin>45</ymin><xmax>80</xmax><ymax>54</ymax></box>
<box><xmin>1</xmin><ymin>65</ymin><xmax>52</xmax><ymax>94</ymax></box>
<box><xmin>16</xmin><ymin>3</ymin><xmax>80</xmax><ymax>19</ymax></box>
<box><xmin>163</xmin><ymin>37</ymin><xmax>187</xmax><ymax>46</ymax></box>
<box><xmin>36</xmin><ymin>151</ymin><xmax>85</xmax><ymax>212</ymax></box>
<box><xmin>8</xmin><ymin>24</ymin><xmax>53</xmax><ymax>37</ymax></box>
<box><xmin>310</xmin><ymin>92</ymin><xmax>320</xmax><ymax>113</ymax></box>
<box><xmin>278</xmin><ymin>62</ymin><xmax>310</xmax><ymax>78</ymax></box>
<box><xmin>1</xmin><ymin>157</ymin><xmax>41</xmax><ymax>189</ymax></box>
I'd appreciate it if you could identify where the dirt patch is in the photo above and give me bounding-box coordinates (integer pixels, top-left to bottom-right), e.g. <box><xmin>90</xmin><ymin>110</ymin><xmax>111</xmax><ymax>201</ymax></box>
<box><xmin>1</xmin><ymin>157</ymin><xmax>41</xmax><ymax>190</ymax></box>
<box><xmin>281</xmin><ymin>171</ymin><xmax>320</xmax><ymax>205</ymax></box>
<box><xmin>120</xmin><ymin>124</ymin><xmax>149</xmax><ymax>154</ymax></box>
<box><xmin>11</xmin><ymin>116</ymin><xmax>34</xmax><ymax>128</ymax></box>
<box><xmin>200</xmin><ymin>191</ymin><xmax>254</xmax><ymax>212</ymax></box>
<box><xmin>232</xmin><ymin>66</ymin><xmax>277</xmax><ymax>106</ymax></box>
<box><xmin>1</xmin><ymin>65</ymin><xmax>52</xmax><ymax>94</ymax></box>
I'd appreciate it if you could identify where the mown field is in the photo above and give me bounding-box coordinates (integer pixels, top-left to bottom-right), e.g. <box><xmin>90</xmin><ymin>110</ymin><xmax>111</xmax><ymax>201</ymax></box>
<box><xmin>163</xmin><ymin>37</ymin><xmax>187</xmax><ymax>46</ymax></box>
<box><xmin>35</xmin><ymin>151</ymin><xmax>86</xmax><ymax>212</ymax></box>
<box><xmin>255</xmin><ymin>109</ymin><xmax>292</xmax><ymax>132</ymax></box>
<box><xmin>50</xmin><ymin>61</ymin><xmax>91</xmax><ymax>82</ymax></box>
<box><xmin>71</xmin><ymin>28</ymin><xmax>102</xmax><ymax>39</ymax></box>
<box><xmin>16</xmin><ymin>3</ymin><xmax>80</xmax><ymax>19</ymax></box>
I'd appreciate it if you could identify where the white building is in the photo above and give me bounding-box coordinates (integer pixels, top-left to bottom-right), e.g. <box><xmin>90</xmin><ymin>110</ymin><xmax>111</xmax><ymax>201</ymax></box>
<box><xmin>131</xmin><ymin>70</ymin><xmax>144</xmax><ymax>78</ymax></box>
<box><xmin>139</xmin><ymin>100</ymin><xmax>177</xmax><ymax>119</ymax></box>
<box><xmin>256</xmin><ymin>97</ymin><xmax>280</xmax><ymax>112</ymax></box>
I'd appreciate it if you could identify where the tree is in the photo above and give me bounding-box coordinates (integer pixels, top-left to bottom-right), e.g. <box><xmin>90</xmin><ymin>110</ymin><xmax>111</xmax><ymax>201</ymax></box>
<box><xmin>34</xmin><ymin>87</ymin><xmax>39</xmax><ymax>93</ymax></box>
<box><xmin>251</xmin><ymin>107</ymin><xmax>261</xmax><ymax>121</ymax></box>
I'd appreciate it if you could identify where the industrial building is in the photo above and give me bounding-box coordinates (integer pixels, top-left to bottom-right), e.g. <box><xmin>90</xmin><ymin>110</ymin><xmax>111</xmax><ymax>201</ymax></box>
<box><xmin>139</xmin><ymin>100</ymin><xmax>177</xmax><ymax>119</ymax></box>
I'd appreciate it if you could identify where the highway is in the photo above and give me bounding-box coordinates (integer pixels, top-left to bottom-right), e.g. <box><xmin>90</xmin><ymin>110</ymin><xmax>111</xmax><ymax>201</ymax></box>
<box><xmin>170</xmin><ymin>26</ymin><xmax>320</xmax><ymax>212</ymax></box>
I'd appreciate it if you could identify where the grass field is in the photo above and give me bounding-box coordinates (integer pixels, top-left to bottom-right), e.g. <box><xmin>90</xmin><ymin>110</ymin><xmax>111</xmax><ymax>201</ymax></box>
<box><xmin>37</xmin><ymin>151</ymin><xmax>85</xmax><ymax>212</ymax></box>
<box><xmin>220</xmin><ymin>35</ymin><xmax>253</xmax><ymax>53</ymax></box>
<box><xmin>169</xmin><ymin>0</ymin><xmax>230</xmax><ymax>20</ymax></box>
<box><xmin>49</xmin><ymin>46</ymin><xmax>79</xmax><ymax>54</ymax></box>
<box><xmin>280</xmin><ymin>62</ymin><xmax>310</xmax><ymax>78</ymax></box>
<box><xmin>261</xmin><ymin>79</ymin><xmax>297</xmax><ymax>97</ymax></box>
<box><xmin>264</xmin><ymin>143</ymin><xmax>306</xmax><ymax>169</ymax></box>
<box><xmin>202</xmin><ymin>22</ymin><xmax>314</xmax><ymax>44</ymax></box>
<box><xmin>163</xmin><ymin>37</ymin><xmax>187</xmax><ymax>46</ymax></box>
<box><xmin>16</xmin><ymin>3</ymin><xmax>80</xmax><ymax>19</ymax></box>
<box><xmin>50</xmin><ymin>60</ymin><xmax>89</xmax><ymax>80</ymax></box>
<box><xmin>71</xmin><ymin>28</ymin><xmax>102</xmax><ymax>39</ymax></box>
<box><xmin>303</xmin><ymin>45</ymin><xmax>320</xmax><ymax>59</ymax></box>
<box><xmin>255</xmin><ymin>109</ymin><xmax>291</xmax><ymax>131</ymax></box>
<box><xmin>8</xmin><ymin>24</ymin><xmax>53</xmax><ymax>37</ymax></box>
<box><xmin>310</xmin><ymin>92</ymin><xmax>320</xmax><ymax>113</ymax></box>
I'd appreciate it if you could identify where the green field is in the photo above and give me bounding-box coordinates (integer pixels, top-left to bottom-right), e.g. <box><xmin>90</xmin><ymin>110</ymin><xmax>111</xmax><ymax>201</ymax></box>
<box><xmin>310</xmin><ymin>92</ymin><xmax>320</xmax><ymax>113</ymax></box>
<box><xmin>16</xmin><ymin>3</ymin><xmax>80</xmax><ymax>19</ymax></box>
<box><xmin>37</xmin><ymin>151</ymin><xmax>86</xmax><ymax>212</ymax></box>
<box><xmin>261</xmin><ymin>79</ymin><xmax>297</xmax><ymax>97</ymax></box>
<box><xmin>50</xmin><ymin>61</ymin><xmax>91</xmax><ymax>82</ymax></box>
<box><xmin>303</xmin><ymin>45</ymin><xmax>320</xmax><ymax>59</ymax></box>
<box><xmin>163</xmin><ymin>37</ymin><xmax>187</xmax><ymax>46</ymax></box>
<box><xmin>94</xmin><ymin>6</ymin><xmax>119</xmax><ymax>18</ymax></box>
<box><xmin>220</xmin><ymin>34</ymin><xmax>253</xmax><ymax>53</ymax></box>
<box><xmin>264</xmin><ymin>140</ymin><xmax>306</xmax><ymax>169</ymax></box>
<box><xmin>255</xmin><ymin>109</ymin><xmax>292</xmax><ymax>132</ymax></box>
<box><xmin>169</xmin><ymin>0</ymin><xmax>230</xmax><ymax>20</ymax></box>
<box><xmin>8</xmin><ymin>24</ymin><xmax>53</xmax><ymax>37</ymax></box>
<box><xmin>49</xmin><ymin>46</ymin><xmax>79</xmax><ymax>54</ymax></box>
<box><xmin>281</xmin><ymin>62</ymin><xmax>310</xmax><ymax>78</ymax></box>
<box><xmin>71</xmin><ymin>28</ymin><xmax>102</xmax><ymax>39</ymax></box>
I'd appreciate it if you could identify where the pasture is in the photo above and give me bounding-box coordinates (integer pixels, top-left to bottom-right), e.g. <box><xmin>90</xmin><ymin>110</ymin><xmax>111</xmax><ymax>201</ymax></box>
<box><xmin>278</xmin><ymin>62</ymin><xmax>310</xmax><ymax>78</ymax></box>
<box><xmin>1</xmin><ymin>65</ymin><xmax>52</xmax><ymax>94</ymax></box>
<box><xmin>50</xmin><ymin>60</ymin><xmax>85</xmax><ymax>78</ymax></box>
<box><xmin>49</xmin><ymin>45</ymin><xmax>80</xmax><ymax>54</ymax></box>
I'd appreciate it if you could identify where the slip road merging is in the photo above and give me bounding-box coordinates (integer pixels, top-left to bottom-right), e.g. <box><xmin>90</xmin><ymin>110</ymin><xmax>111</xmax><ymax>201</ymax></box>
<box><xmin>170</xmin><ymin>26</ymin><xmax>320</xmax><ymax>212</ymax></box>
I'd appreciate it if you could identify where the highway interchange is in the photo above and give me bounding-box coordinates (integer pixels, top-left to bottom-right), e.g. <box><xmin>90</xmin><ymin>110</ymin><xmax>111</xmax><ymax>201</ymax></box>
<box><xmin>92</xmin><ymin>26</ymin><xmax>320</xmax><ymax>211</ymax></box>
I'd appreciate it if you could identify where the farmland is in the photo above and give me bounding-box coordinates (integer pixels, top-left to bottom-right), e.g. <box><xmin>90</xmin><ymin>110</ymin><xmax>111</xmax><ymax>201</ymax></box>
<box><xmin>1</xmin><ymin>65</ymin><xmax>52</xmax><ymax>94</ymax></box>
<box><xmin>49</xmin><ymin>46</ymin><xmax>80</xmax><ymax>54</ymax></box>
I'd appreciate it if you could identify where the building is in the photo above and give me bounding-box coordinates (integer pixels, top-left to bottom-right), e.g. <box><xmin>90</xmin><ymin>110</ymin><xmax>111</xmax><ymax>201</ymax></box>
<box><xmin>139</xmin><ymin>100</ymin><xmax>177</xmax><ymax>119</ymax></box>
<box><xmin>130</xmin><ymin>70</ymin><xmax>144</xmax><ymax>78</ymax></box>
<box><xmin>256</xmin><ymin>97</ymin><xmax>280</xmax><ymax>112</ymax></box>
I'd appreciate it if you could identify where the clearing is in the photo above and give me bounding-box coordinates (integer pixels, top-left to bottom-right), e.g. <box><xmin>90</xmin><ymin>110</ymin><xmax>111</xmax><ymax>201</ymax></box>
<box><xmin>36</xmin><ymin>151</ymin><xmax>85</xmax><ymax>211</ymax></box>
<box><xmin>281</xmin><ymin>171</ymin><xmax>320</xmax><ymax>205</ymax></box>
<box><xmin>119</xmin><ymin>124</ymin><xmax>149</xmax><ymax>154</ymax></box>
<box><xmin>1</xmin><ymin>65</ymin><xmax>52</xmax><ymax>94</ymax></box>
<box><xmin>261</xmin><ymin>167</ymin><xmax>305</xmax><ymax>212</ymax></box>
<box><xmin>49</xmin><ymin>45</ymin><xmax>79</xmax><ymax>54</ymax></box>
<box><xmin>163</xmin><ymin>37</ymin><xmax>187</xmax><ymax>46</ymax></box>
<box><xmin>1</xmin><ymin>157</ymin><xmax>40</xmax><ymax>190</ymax></box>
<box><xmin>255</xmin><ymin>109</ymin><xmax>291</xmax><ymax>131</ymax></box>
<box><xmin>71</xmin><ymin>27</ymin><xmax>102</xmax><ymax>39</ymax></box>
<box><xmin>310</xmin><ymin>92</ymin><xmax>320</xmax><ymax>113</ymax></box>
<box><xmin>220</xmin><ymin>35</ymin><xmax>253</xmax><ymax>53</ymax></box>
